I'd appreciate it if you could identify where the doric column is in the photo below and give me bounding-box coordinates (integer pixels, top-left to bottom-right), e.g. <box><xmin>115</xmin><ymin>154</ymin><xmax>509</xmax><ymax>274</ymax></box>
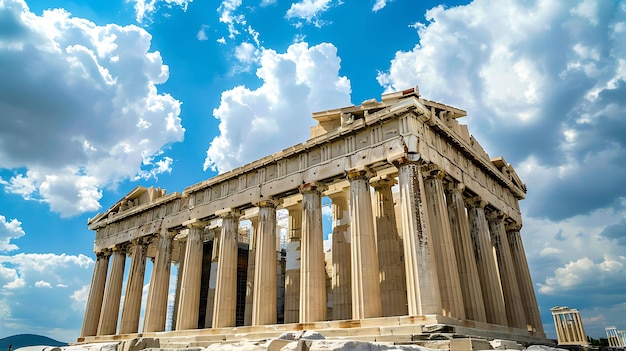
<box><xmin>80</xmin><ymin>250</ymin><xmax>110</xmax><ymax>337</ymax></box>
<box><xmin>371</xmin><ymin>176</ymin><xmax>407</xmax><ymax>317</ymax></box>
<box><xmin>487</xmin><ymin>211</ymin><xmax>526</xmax><ymax>329</ymax></box>
<box><xmin>347</xmin><ymin>171</ymin><xmax>382</xmax><ymax>319</ymax></box>
<box><xmin>299</xmin><ymin>184</ymin><xmax>327</xmax><ymax>322</ymax></box>
<box><xmin>212</xmin><ymin>209</ymin><xmax>241</xmax><ymax>328</ymax></box>
<box><xmin>445</xmin><ymin>182</ymin><xmax>487</xmax><ymax>323</ymax></box>
<box><xmin>171</xmin><ymin>236</ymin><xmax>186</xmax><ymax>330</ymax></box>
<box><xmin>176</xmin><ymin>221</ymin><xmax>205</xmax><ymax>330</ymax></box>
<box><xmin>120</xmin><ymin>238</ymin><xmax>148</xmax><ymax>334</ymax></box>
<box><xmin>326</xmin><ymin>187</ymin><xmax>352</xmax><ymax>320</ymax></box>
<box><xmin>465</xmin><ymin>197</ymin><xmax>507</xmax><ymax>326</ymax></box>
<box><xmin>204</xmin><ymin>227</ymin><xmax>219</xmax><ymax>328</ymax></box>
<box><xmin>422</xmin><ymin>165</ymin><xmax>464</xmax><ymax>319</ymax></box>
<box><xmin>244</xmin><ymin>216</ymin><xmax>258</xmax><ymax>326</ymax></box>
<box><xmin>97</xmin><ymin>247</ymin><xmax>126</xmax><ymax>335</ymax></box>
<box><xmin>507</xmin><ymin>222</ymin><xmax>544</xmax><ymax>334</ymax></box>
<box><xmin>283</xmin><ymin>199</ymin><xmax>302</xmax><ymax>324</ymax></box>
<box><xmin>252</xmin><ymin>200</ymin><xmax>278</xmax><ymax>325</ymax></box>
<box><xmin>395</xmin><ymin>158</ymin><xmax>441</xmax><ymax>316</ymax></box>
<box><xmin>144</xmin><ymin>229</ymin><xmax>174</xmax><ymax>332</ymax></box>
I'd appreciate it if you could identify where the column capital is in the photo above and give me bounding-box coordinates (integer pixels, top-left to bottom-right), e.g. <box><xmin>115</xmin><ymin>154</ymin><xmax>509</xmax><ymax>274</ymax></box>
<box><xmin>390</xmin><ymin>153</ymin><xmax>425</xmax><ymax>167</ymax></box>
<box><xmin>421</xmin><ymin>163</ymin><xmax>445</xmax><ymax>179</ymax></box>
<box><xmin>465</xmin><ymin>195</ymin><xmax>487</xmax><ymax>209</ymax></box>
<box><xmin>182</xmin><ymin>218</ymin><xmax>208</xmax><ymax>229</ymax></box>
<box><xmin>256</xmin><ymin>199</ymin><xmax>277</xmax><ymax>208</ymax></box>
<box><xmin>96</xmin><ymin>249</ymin><xmax>112</xmax><ymax>258</ymax></box>
<box><xmin>446</xmin><ymin>181</ymin><xmax>466</xmax><ymax>194</ymax></box>
<box><xmin>299</xmin><ymin>182</ymin><xmax>326</xmax><ymax>194</ymax></box>
<box><xmin>215</xmin><ymin>208</ymin><xmax>243</xmax><ymax>219</ymax></box>
<box><xmin>370</xmin><ymin>175</ymin><xmax>397</xmax><ymax>188</ymax></box>
<box><xmin>486</xmin><ymin>209</ymin><xmax>506</xmax><ymax>222</ymax></box>
<box><xmin>346</xmin><ymin>169</ymin><xmax>373</xmax><ymax>181</ymax></box>
<box><xmin>505</xmin><ymin>222</ymin><xmax>522</xmax><ymax>232</ymax></box>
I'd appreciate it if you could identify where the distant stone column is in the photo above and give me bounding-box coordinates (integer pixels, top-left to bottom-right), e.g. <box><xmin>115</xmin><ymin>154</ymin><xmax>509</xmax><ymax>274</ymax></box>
<box><xmin>465</xmin><ymin>197</ymin><xmax>507</xmax><ymax>326</ymax></box>
<box><xmin>283</xmin><ymin>200</ymin><xmax>302</xmax><ymax>324</ymax></box>
<box><xmin>299</xmin><ymin>184</ymin><xmax>327</xmax><ymax>322</ymax></box>
<box><xmin>176</xmin><ymin>221</ymin><xmax>205</xmax><ymax>330</ymax></box>
<box><xmin>371</xmin><ymin>176</ymin><xmax>407</xmax><ymax>317</ymax></box>
<box><xmin>348</xmin><ymin>170</ymin><xmax>382</xmax><ymax>319</ymax></box>
<box><xmin>487</xmin><ymin>210</ymin><xmax>526</xmax><ymax>329</ymax></box>
<box><xmin>252</xmin><ymin>200</ymin><xmax>278</xmax><ymax>325</ymax></box>
<box><xmin>144</xmin><ymin>229</ymin><xmax>174</xmax><ymax>332</ymax></box>
<box><xmin>120</xmin><ymin>238</ymin><xmax>148</xmax><ymax>334</ymax></box>
<box><xmin>395</xmin><ymin>158</ymin><xmax>441</xmax><ymax>316</ymax></box>
<box><xmin>81</xmin><ymin>250</ymin><xmax>110</xmax><ymax>337</ymax></box>
<box><xmin>507</xmin><ymin>222</ymin><xmax>544</xmax><ymax>334</ymax></box>
<box><xmin>171</xmin><ymin>236</ymin><xmax>186</xmax><ymax>330</ymax></box>
<box><xmin>327</xmin><ymin>187</ymin><xmax>352</xmax><ymax>320</ymax></box>
<box><xmin>213</xmin><ymin>210</ymin><xmax>241</xmax><ymax>328</ymax></box>
<box><xmin>244</xmin><ymin>216</ymin><xmax>258</xmax><ymax>326</ymax></box>
<box><xmin>445</xmin><ymin>182</ymin><xmax>487</xmax><ymax>323</ymax></box>
<box><xmin>97</xmin><ymin>247</ymin><xmax>126</xmax><ymax>335</ymax></box>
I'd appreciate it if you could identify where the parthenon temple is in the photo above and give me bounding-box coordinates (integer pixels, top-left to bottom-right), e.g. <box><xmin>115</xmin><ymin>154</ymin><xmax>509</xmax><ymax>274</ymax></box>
<box><xmin>78</xmin><ymin>87</ymin><xmax>547</xmax><ymax>349</ymax></box>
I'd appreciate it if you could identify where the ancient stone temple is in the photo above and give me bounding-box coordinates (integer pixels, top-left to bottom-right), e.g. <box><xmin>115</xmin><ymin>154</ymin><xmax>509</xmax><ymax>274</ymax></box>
<box><xmin>78</xmin><ymin>87</ymin><xmax>547</xmax><ymax>349</ymax></box>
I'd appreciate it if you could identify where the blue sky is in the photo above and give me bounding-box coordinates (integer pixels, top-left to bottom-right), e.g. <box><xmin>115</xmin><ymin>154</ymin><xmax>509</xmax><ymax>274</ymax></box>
<box><xmin>1</xmin><ymin>0</ymin><xmax>625</xmax><ymax>343</ymax></box>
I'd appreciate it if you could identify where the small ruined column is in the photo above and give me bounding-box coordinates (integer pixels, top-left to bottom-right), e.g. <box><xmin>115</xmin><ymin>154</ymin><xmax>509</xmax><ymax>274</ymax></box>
<box><xmin>252</xmin><ymin>200</ymin><xmax>278</xmax><ymax>325</ymax></box>
<box><xmin>299</xmin><ymin>184</ymin><xmax>328</xmax><ymax>322</ymax></box>
<box><xmin>487</xmin><ymin>210</ymin><xmax>526</xmax><ymax>329</ymax></box>
<box><xmin>244</xmin><ymin>216</ymin><xmax>258</xmax><ymax>326</ymax></box>
<box><xmin>176</xmin><ymin>221</ymin><xmax>205</xmax><ymax>330</ymax></box>
<box><xmin>326</xmin><ymin>187</ymin><xmax>352</xmax><ymax>320</ymax></box>
<box><xmin>97</xmin><ymin>247</ymin><xmax>126</xmax><ymax>335</ymax></box>
<box><xmin>80</xmin><ymin>250</ymin><xmax>110</xmax><ymax>337</ymax></box>
<box><xmin>212</xmin><ymin>209</ymin><xmax>241</xmax><ymax>328</ymax></box>
<box><xmin>465</xmin><ymin>197</ymin><xmax>507</xmax><ymax>326</ymax></box>
<box><xmin>171</xmin><ymin>236</ymin><xmax>186</xmax><ymax>330</ymax></box>
<box><xmin>120</xmin><ymin>238</ymin><xmax>149</xmax><ymax>334</ymax></box>
<box><xmin>507</xmin><ymin>222</ymin><xmax>544</xmax><ymax>334</ymax></box>
<box><xmin>395</xmin><ymin>157</ymin><xmax>441</xmax><ymax>316</ymax></box>
<box><xmin>445</xmin><ymin>183</ymin><xmax>487</xmax><ymax>323</ymax></box>
<box><xmin>144</xmin><ymin>229</ymin><xmax>174</xmax><ymax>332</ymax></box>
<box><xmin>371</xmin><ymin>176</ymin><xmax>407</xmax><ymax>317</ymax></box>
<box><xmin>422</xmin><ymin>165</ymin><xmax>464</xmax><ymax>319</ymax></box>
<box><xmin>348</xmin><ymin>171</ymin><xmax>382</xmax><ymax>319</ymax></box>
<box><xmin>283</xmin><ymin>199</ymin><xmax>302</xmax><ymax>324</ymax></box>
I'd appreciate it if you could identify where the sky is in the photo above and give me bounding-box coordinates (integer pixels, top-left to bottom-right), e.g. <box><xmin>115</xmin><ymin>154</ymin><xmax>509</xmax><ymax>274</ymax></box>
<box><xmin>0</xmin><ymin>0</ymin><xmax>625</xmax><ymax>343</ymax></box>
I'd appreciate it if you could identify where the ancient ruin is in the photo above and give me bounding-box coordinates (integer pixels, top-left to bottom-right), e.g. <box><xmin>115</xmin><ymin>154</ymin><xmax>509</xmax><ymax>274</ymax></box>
<box><xmin>550</xmin><ymin>306</ymin><xmax>588</xmax><ymax>346</ymax></box>
<box><xmin>79</xmin><ymin>87</ymin><xmax>547</xmax><ymax>349</ymax></box>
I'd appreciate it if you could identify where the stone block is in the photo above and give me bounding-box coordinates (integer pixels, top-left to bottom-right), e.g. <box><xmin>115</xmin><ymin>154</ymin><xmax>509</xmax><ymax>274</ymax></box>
<box><xmin>450</xmin><ymin>338</ymin><xmax>493</xmax><ymax>351</ymax></box>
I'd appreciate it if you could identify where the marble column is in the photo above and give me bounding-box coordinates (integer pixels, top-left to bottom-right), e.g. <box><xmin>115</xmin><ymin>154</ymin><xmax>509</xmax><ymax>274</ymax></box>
<box><xmin>299</xmin><ymin>184</ymin><xmax>327</xmax><ymax>322</ymax></box>
<box><xmin>445</xmin><ymin>183</ymin><xmax>487</xmax><ymax>323</ymax></box>
<box><xmin>97</xmin><ymin>247</ymin><xmax>126</xmax><ymax>335</ymax></box>
<box><xmin>252</xmin><ymin>200</ymin><xmax>277</xmax><ymax>325</ymax></box>
<box><xmin>120</xmin><ymin>238</ymin><xmax>148</xmax><ymax>334</ymax></box>
<box><xmin>144</xmin><ymin>229</ymin><xmax>174</xmax><ymax>332</ymax></box>
<box><xmin>213</xmin><ymin>210</ymin><xmax>241</xmax><ymax>328</ymax></box>
<box><xmin>283</xmin><ymin>201</ymin><xmax>302</xmax><ymax>324</ymax></box>
<box><xmin>488</xmin><ymin>211</ymin><xmax>526</xmax><ymax>329</ymax></box>
<box><xmin>371</xmin><ymin>177</ymin><xmax>407</xmax><ymax>317</ymax></box>
<box><xmin>327</xmin><ymin>188</ymin><xmax>352</xmax><ymax>320</ymax></box>
<box><xmin>204</xmin><ymin>228</ymin><xmax>219</xmax><ymax>328</ymax></box>
<box><xmin>348</xmin><ymin>171</ymin><xmax>382</xmax><ymax>319</ymax></box>
<box><xmin>507</xmin><ymin>223</ymin><xmax>544</xmax><ymax>333</ymax></box>
<box><xmin>176</xmin><ymin>221</ymin><xmax>205</xmax><ymax>330</ymax></box>
<box><xmin>80</xmin><ymin>251</ymin><xmax>110</xmax><ymax>337</ymax></box>
<box><xmin>171</xmin><ymin>236</ymin><xmax>186</xmax><ymax>330</ymax></box>
<box><xmin>465</xmin><ymin>197</ymin><xmax>507</xmax><ymax>325</ymax></box>
<box><xmin>244</xmin><ymin>216</ymin><xmax>258</xmax><ymax>326</ymax></box>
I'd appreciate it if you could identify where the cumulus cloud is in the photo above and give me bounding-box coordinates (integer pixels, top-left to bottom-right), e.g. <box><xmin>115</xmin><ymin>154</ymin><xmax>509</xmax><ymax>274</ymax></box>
<box><xmin>286</xmin><ymin>0</ymin><xmax>334</xmax><ymax>27</ymax></box>
<box><xmin>35</xmin><ymin>280</ymin><xmax>52</xmax><ymax>288</ymax></box>
<box><xmin>539</xmin><ymin>256</ymin><xmax>626</xmax><ymax>297</ymax></box>
<box><xmin>204</xmin><ymin>42</ymin><xmax>351</xmax><ymax>172</ymax></box>
<box><xmin>128</xmin><ymin>0</ymin><xmax>193</xmax><ymax>23</ymax></box>
<box><xmin>0</xmin><ymin>215</ymin><xmax>25</xmax><ymax>252</ymax></box>
<box><xmin>0</xmin><ymin>0</ymin><xmax>185</xmax><ymax>217</ymax></box>
<box><xmin>372</xmin><ymin>0</ymin><xmax>393</xmax><ymax>12</ymax></box>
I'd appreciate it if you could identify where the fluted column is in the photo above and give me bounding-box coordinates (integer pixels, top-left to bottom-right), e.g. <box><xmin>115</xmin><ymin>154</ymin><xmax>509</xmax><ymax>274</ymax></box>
<box><xmin>395</xmin><ymin>158</ymin><xmax>441</xmax><ymax>316</ymax></box>
<box><xmin>144</xmin><ymin>229</ymin><xmax>174</xmax><ymax>332</ymax></box>
<box><xmin>299</xmin><ymin>184</ymin><xmax>327</xmax><ymax>322</ymax></box>
<box><xmin>171</xmin><ymin>236</ymin><xmax>186</xmax><ymax>330</ymax></box>
<box><xmin>445</xmin><ymin>183</ymin><xmax>487</xmax><ymax>323</ymax></box>
<box><xmin>371</xmin><ymin>176</ymin><xmax>407</xmax><ymax>317</ymax></box>
<box><xmin>120</xmin><ymin>238</ymin><xmax>148</xmax><ymax>334</ymax></box>
<box><xmin>176</xmin><ymin>221</ymin><xmax>205</xmax><ymax>330</ymax></box>
<box><xmin>507</xmin><ymin>223</ymin><xmax>544</xmax><ymax>334</ymax></box>
<box><xmin>204</xmin><ymin>228</ymin><xmax>220</xmax><ymax>328</ymax></box>
<box><xmin>465</xmin><ymin>197</ymin><xmax>507</xmax><ymax>325</ymax></box>
<box><xmin>327</xmin><ymin>188</ymin><xmax>352</xmax><ymax>320</ymax></box>
<box><xmin>488</xmin><ymin>211</ymin><xmax>526</xmax><ymax>329</ymax></box>
<box><xmin>213</xmin><ymin>210</ymin><xmax>241</xmax><ymax>328</ymax></box>
<box><xmin>244</xmin><ymin>216</ymin><xmax>258</xmax><ymax>326</ymax></box>
<box><xmin>283</xmin><ymin>200</ymin><xmax>302</xmax><ymax>324</ymax></box>
<box><xmin>81</xmin><ymin>251</ymin><xmax>110</xmax><ymax>337</ymax></box>
<box><xmin>97</xmin><ymin>247</ymin><xmax>126</xmax><ymax>335</ymax></box>
<box><xmin>348</xmin><ymin>171</ymin><xmax>382</xmax><ymax>319</ymax></box>
<box><xmin>252</xmin><ymin>200</ymin><xmax>277</xmax><ymax>325</ymax></box>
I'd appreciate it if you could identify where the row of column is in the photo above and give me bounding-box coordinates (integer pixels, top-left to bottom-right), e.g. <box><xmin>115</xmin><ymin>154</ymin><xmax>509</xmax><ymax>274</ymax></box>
<box><xmin>81</xmin><ymin>159</ymin><xmax>543</xmax><ymax>337</ymax></box>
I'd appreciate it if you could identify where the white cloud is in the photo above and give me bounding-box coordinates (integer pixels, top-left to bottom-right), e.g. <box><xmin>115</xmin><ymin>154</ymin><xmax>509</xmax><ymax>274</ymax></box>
<box><xmin>129</xmin><ymin>0</ymin><xmax>193</xmax><ymax>23</ymax></box>
<box><xmin>539</xmin><ymin>256</ymin><xmax>626</xmax><ymax>294</ymax></box>
<box><xmin>0</xmin><ymin>0</ymin><xmax>185</xmax><ymax>217</ymax></box>
<box><xmin>372</xmin><ymin>0</ymin><xmax>393</xmax><ymax>12</ymax></box>
<box><xmin>204</xmin><ymin>42</ymin><xmax>351</xmax><ymax>172</ymax></box>
<box><xmin>234</xmin><ymin>42</ymin><xmax>258</xmax><ymax>64</ymax></box>
<box><xmin>218</xmin><ymin>0</ymin><xmax>244</xmax><ymax>39</ymax></box>
<box><xmin>286</xmin><ymin>0</ymin><xmax>334</xmax><ymax>27</ymax></box>
<box><xmin>35</xmin><ymin>280</ymin><xmax>52</xmax><ymax>288</ymax></box>
<box><xmin>197</xmin><ymin>24</ymin><xmax>210</xmax><ymax>41</ymax></box>
<box><xmin>0</xmin><ymin>215</ymin><xmax>25</xmax><ymax>252</ymax></box>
